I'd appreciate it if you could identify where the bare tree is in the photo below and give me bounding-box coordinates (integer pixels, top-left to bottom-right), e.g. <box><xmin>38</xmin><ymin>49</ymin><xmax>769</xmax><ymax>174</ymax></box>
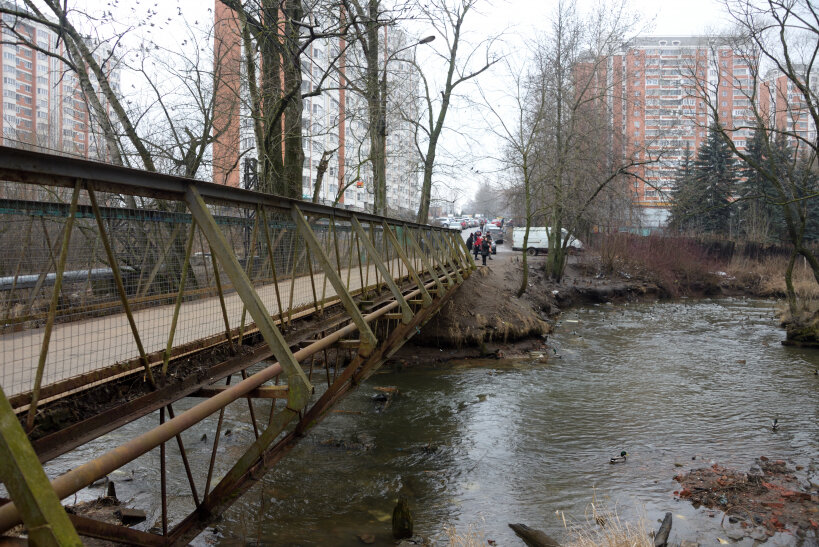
<box><xmin>408</xmin><ymin>0</ymin><xmax>498</xmax><ymax>224</ymax></box>
<box><xmin>340</xmin><ymin>0</ymin><xmax>418</xmax><ymax>215</ymax></box>
<box><xmin>524</xmin><ymin>0</ymin><xmax>652</xmax><ymax>282</ymax></box>
<box><xmin>217</xmin><ymin>0</ymin><xmax>352</xmax><ymax>197</ymax></box>
<box><xmin>480</xmin><ymin>55</ymin><xmax>549</xmax><ymax>295</ymax></box>
<box><xmin>695</xmin><ymin>1</ymin><xmax>819</xmax><ymax>319</ymax></box>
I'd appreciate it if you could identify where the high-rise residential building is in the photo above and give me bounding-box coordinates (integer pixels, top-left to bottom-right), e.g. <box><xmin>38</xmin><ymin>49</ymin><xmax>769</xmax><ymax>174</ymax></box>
<box><xmin>212</xmin><ymin>3</ymin><xmax>422</xmax><ymax>217</ymax></box>
<box><xmin>0</xmin><ymin>3</ymin><xmax>119</xmax><ymax>160</ymax></box>
<box><xmin>760</xmin><ymin>66</ymin><xmax>818</xmax><ymax>152</ymax></box>
<box><xmin>600</xmin><ymin>36</ymin><xmax>756</xmax><ymax>228</ymax></box>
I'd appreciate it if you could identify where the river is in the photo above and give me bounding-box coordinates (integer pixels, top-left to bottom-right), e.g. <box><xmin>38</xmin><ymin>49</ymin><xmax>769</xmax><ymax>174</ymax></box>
<box><xmin>40</xmin><ymin>298</ymin><xmax>819</xmax><ymax>545</ymax></box>
<box><xmin>211</xmin><ymin>298</ymin><xmax>819</xmax><ymax>545</ymax></box>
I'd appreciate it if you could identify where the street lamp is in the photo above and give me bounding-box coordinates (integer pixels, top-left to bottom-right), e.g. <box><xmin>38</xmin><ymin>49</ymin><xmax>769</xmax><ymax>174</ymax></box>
<box><xmin>374</xmin><ymin>35</ymin><xmax>435</xmax><ymax>214</ymax></box>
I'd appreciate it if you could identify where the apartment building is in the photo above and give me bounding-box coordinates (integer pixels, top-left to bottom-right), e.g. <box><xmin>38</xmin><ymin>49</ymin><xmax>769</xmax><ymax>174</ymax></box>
<box><xmin>760</xmin><ymin>66</ymin><xmax>818</xmax><ymax>153</ymax></box>
<box><xmin>0</xmin><ymin>6</ymin><xmax>118</xmax><ymax>160</ymax></box>
<box><xmin>213</xmin><ymin>3</ymin><xmax>422</xmax><ymax>217</ymax></box>
<box><xmin>603</xmin><ymin>36</ymin><xmax>756</xmax><ymax>228</ymax></box>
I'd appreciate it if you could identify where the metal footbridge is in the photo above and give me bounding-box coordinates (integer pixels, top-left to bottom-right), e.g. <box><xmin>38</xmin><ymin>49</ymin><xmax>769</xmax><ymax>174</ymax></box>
<box><xmin>0</xmin><ymin>147</ymin><xmax>474</xmax><ymax>545</ymax></box>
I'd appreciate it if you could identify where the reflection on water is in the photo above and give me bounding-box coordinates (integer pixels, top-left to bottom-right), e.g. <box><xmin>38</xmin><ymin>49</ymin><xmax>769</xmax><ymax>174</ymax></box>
<box><xmin>214</xmin><ymin>298</ymin><xmax>818</xmax><ymax>546</ymax></box>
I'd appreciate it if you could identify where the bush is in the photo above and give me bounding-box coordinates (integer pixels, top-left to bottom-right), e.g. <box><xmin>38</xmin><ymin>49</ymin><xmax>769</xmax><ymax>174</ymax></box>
<box><xmin>591</xmin><ymin>233</ymin><xmax>723</xmax><ymax>297</ymax></box>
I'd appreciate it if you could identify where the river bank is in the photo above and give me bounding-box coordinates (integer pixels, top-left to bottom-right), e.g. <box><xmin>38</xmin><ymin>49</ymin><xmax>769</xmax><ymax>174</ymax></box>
<box><xmin>398</xmin><ymin>242</ymin><xmax>818</xmax><ymax>363</ymax></box>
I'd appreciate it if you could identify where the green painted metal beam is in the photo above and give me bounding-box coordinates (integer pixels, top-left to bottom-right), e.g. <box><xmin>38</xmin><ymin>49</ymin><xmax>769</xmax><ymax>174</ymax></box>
<box><xmin>382</xmin><ymin>221</ymin><xmax>432</xmax><ymax>307</ymax></box>
<box><xmin>403</xmin><ymin>226</ymin><xmax>446</xmax><ymax>296</ymax></box>
<box><xmin>291</xmin><ymin>205</ymin><xmax>377</xmax><ymax>353</ymax></box>
<box><xmin>431</xmin><ymin>230</ymin><xmax>464</xmax><ymax>284</ymax></box>
<box><xmin>0</xmin><ymin>386</ymin><xmax>82</xmax><ymax>546</ymax></box>
<box><xmin>184</xmin><ymin>187</ymin><xmax>312</xmax><ymax>410</ymax></box>
<box><xmin>416</xmin><ymin>228</ymin><xmax>454</xmax><ymax>288</ymax></box>
<box><xmin>349</xmin><ymin>217</ymin><xmax>413</xmax><ymax>323</ymax></box>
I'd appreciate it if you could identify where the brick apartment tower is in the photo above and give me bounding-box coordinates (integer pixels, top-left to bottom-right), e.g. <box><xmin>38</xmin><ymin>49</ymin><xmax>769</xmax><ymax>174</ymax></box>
<box><xmin>211</xmin><ymin>2</ymin><xmax>350</xmax><ymax>200</ymax></box>
<box><xmin>760</xmin><ymin>68</ymin><xmax>818</xmax><ymax>151</ymax></box>
<box><xmin>0</xmin><ymin>9</ymin><xmax>116</xmax><ymax>159</ymax></box>
<box><xmin>597</xmin><ymin>36</ymin><xmax>756</xmax><ymax>228</ymax></box>
<box><xmin>212</xmin><ymin>2</ymin><xmax>242</xmax><ymax>188</ymax></box>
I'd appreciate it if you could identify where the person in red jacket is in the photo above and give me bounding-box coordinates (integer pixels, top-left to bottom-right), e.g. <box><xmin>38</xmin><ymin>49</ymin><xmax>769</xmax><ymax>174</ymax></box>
<box><xmin>473</xmin><ymin>232</ymin><xmax>482</xmax><ymax>260</ymax></box>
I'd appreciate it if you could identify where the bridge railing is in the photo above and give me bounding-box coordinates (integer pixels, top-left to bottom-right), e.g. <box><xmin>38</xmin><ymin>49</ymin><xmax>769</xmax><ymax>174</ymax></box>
<box><xmin>0</xmin><ymin>146</ymin><xmax>472</xmax><ymax>422</ymax></box>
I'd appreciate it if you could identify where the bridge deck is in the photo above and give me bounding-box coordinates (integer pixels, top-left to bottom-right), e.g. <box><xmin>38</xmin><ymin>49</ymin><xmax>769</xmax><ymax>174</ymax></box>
<box><xmin>1</xmin><ymin>258</ymin><xmax>409</xmax><ymax>400</ymax></box>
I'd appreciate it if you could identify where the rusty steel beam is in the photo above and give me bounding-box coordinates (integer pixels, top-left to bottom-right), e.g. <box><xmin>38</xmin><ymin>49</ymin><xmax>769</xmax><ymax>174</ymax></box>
<box><xmin>166</xmin><ymin>276</ymin><xmax>453</xmax><ymax>546</ymax></box>
<box><xmin>185</xmin><ymin>186</ymin><xmax>312</xmax><ymax>411</ymax></box>
<box><xmin>68</xmin><ymin>514</ymin><xmax>165</xmax><ymax>547</ymax></box>
<box><xmin>0</xmin><ymin>146</ymin><xmax>449</xmax><ymax>233</ymax></box>
<box><xmin>0</xmin><ymin>271</ymin><xmax>450</xmax><ymax>535</ymax></box>
<box><xmin>191</xmin><ymin>386</ymin><xmax>288</xmax><ymax>399</ymax></box>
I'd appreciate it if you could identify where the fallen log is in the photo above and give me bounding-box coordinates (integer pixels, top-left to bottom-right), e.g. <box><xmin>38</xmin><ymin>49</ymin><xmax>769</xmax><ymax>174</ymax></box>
<box><xmin>654</xmin><ymin>512</ymin><xmax>672</xmax><ymax>546</ymax></box>
<box><xmin>508</xmin><ymin>523</ymin><xmax>560</xmax><ymax>547</ymax></box>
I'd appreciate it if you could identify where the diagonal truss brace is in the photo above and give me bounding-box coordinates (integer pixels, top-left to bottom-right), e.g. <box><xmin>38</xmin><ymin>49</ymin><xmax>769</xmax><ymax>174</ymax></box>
<box><xmin>184</xmin><ymin>187</ymin><xmax>312</xmax><ymax>410</ymax></box>
<box><xmin>431</xmin><ymin>230</ymin><xmax>464</xmax><ymax>284</ymax></box>
<box><xmin>382</xmin><ymin>222</ymin><xmax>432</xmax><ymax>307</ymax></box>
<box><xmin>291</xmin><ymin>206</ymin><xmax>377</xmax><ymax>353</ymax></box>
<box><xmin>415</xmin><ymin>228</ymin><xmax>455</xmax><ymax>288</ymax></box>
<box><xmin>349</xmin><ymin>217</ymin><xmax>413</xmax><ymax>323</ymax></box>
<box><xmin>403</xmin><ymin>225</ymin><xmax>447</xmax><ymax>296</ymax></box>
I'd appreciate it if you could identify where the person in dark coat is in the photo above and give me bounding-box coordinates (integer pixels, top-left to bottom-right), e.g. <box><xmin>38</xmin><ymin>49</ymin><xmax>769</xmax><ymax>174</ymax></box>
<box><xmin>466</xmin><ymin>233</ymin><xmax>474</xmax><ymax>253</ymax></box>
<box><xmin>480</xmin><ymin>235</ymin><xmax>490</xmax><ymax>265</ymax></box>
<box><xmin>485</xmin><ymin>234</ymin><xmax>493</xmax><ymax>260</ymax></box>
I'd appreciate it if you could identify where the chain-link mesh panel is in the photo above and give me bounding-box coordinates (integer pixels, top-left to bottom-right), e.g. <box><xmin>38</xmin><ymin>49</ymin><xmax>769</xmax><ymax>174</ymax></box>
<box><xmin>0</xmin><ymin>177</ymin><xmax>464</xmax><ymax>401</ymax></box>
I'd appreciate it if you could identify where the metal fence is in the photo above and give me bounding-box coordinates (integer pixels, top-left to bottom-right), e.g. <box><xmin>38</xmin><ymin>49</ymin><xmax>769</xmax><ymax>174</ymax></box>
<box><xmin>0</xmin><ymin>147</ymin><xmax>469</xmax><ymax>409</ymax></box>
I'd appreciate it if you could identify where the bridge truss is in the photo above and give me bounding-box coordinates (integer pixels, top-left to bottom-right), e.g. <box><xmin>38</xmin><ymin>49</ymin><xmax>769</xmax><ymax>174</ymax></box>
<box><xmin>0</xmin><ymin>147</ymin><xmax>474</xmax><ymax>545</ymax></box>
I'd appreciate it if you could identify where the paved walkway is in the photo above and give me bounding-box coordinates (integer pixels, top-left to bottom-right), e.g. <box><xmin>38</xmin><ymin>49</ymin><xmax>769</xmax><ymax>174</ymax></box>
<box><xmin>0</xmin><ymin>257</ymin><xmax>416</xmax><ymax>398</ymax></box>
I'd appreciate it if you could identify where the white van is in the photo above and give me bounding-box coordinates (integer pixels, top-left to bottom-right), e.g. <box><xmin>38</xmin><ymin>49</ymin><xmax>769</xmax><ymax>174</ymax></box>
<box><xmin>512</xmin><ymin>227</ymin><xmax>583</xmax><ymax>255</ymax></box>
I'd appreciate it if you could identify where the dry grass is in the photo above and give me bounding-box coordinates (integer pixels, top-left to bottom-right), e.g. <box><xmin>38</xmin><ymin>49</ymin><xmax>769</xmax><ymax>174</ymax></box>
<box><xmin>442</xmin><ymin>521</ymin><xmax>487</xmax><ymax>546</ymax></box>
<box><xmin>441</xmin><ymin>501</ymin><xmax>652</xmax><ymax>547</ymax></box>
<box><xmin>726</xmin><ymin>255</ymin><xmax>819</xmax><ymax>303</ymax></box>
<box><xmin>558</xmin><ymin>500</ymin><xmax>653</xmax><ymax>547</ymax></box>
<box><xmin>591</xmin><ymin>234</ymin><xmax>723</xmax><ymax>296</ymax></box>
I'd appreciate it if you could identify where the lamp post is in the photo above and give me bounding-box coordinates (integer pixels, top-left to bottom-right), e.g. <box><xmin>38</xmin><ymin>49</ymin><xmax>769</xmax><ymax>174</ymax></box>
<box><xmin>372</xmin><ymin>35</ymin><xmax>435</xmax><ymax>215</ymax></box>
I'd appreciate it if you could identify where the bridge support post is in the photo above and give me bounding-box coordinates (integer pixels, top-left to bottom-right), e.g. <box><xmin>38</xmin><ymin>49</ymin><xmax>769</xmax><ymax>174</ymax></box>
<box><xmin>291</xmin><ymin>206</ymin><xmax>377</xmax><ymax>353</ymax></box>
<box><xmin>415</xmin><ymin>228</ymin><xmax>455</xmax><ymax>288</ymax></box>
<box><xmin>403</xmin><ymin>226</ymin><xmax>447</xmax><ymax>296</ymax></box>
<box><xmin>445</xmin><ymin>230</ymin><xmax>473</xmax><ymax>275</ymax></box>
<box><xmin>430</xmin><ymin>230</ymin><xmax>464</xmax><ymax>284</ymax></box>
<box><xmin>0</xmin><ymin>386</ymin><xmax>82</xmax><ymax>546</ymax></box>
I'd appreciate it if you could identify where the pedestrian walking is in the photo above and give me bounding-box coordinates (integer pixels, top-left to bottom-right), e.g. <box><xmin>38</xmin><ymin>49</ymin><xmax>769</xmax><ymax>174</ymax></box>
<box><xmin>485</xmin><ymin>234</ymin><xmax>493</xmax><ymax>260</ymax></box>
<box><xmin>480</xmin><ymin>235</ymin><xmax>490</xmax><ymax>266</ymax></box>
<box><xmin>466</xmin><ymin>232</ymin><xmax>474</xmax><ymax>253</ymax></box>
<box><xmin>473</xmin><ymin>233</ymin><xmax>482</xmax><ymax>260</ymax></box>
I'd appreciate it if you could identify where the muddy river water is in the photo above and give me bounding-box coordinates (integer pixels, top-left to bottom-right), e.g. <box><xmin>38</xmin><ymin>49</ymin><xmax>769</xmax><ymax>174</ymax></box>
<box><xmin>46</xmin><ymin>298</ymin><xmax>819</xmax><ymax>545</ymax></box>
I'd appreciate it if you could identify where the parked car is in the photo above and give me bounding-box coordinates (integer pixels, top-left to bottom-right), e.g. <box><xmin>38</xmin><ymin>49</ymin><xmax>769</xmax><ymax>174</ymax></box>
<box><xmin>434</xmin><ymin>217</ymin><xmax>450</xmax><ymax>228</ymax></box>
<box><xmin>485</xmin><ymin>225</ymin><xmax>504</xmax><ymax>244</ymax></box>
<box><xmin>511</xmin><ymin>227</ymin><xmax>583</xmax><ymax>255</ymax></box>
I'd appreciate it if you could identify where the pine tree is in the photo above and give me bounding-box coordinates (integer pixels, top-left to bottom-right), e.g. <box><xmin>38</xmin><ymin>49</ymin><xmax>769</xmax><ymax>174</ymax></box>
<box><xmin>669</xmin><ymin>123</ymin><xmax>737</xmax><ymax>235</ymax></box>
<box><xmin>668</xmin><ymin>144</ymin><xmax>698</xmax><ymax>231</ymax></box>
<box><xmin>736</xmin><ymin>126</ymin><xmax>783</xmax><ymax>242</ymax></box>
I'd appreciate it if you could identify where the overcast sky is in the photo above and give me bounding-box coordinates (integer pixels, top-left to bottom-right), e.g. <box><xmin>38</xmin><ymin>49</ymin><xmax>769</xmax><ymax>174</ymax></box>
<box><xmin>74</xmin><ymin>0</ymin><xmax>734</xmax><ymax>210</ymax></box>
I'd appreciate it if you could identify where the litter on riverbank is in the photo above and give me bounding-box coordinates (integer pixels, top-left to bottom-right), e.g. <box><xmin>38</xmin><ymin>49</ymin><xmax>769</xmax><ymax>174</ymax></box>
<box><xmin>674</xmin><ymin>457</ymin><xmax>819</xmax><ymax>541</ymax></box>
